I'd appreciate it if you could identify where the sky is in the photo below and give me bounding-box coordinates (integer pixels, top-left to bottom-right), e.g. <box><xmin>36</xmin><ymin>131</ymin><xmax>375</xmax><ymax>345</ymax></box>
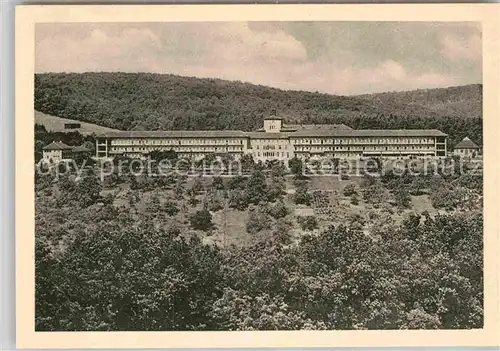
<box><xmin>35</xmin><ymin>22</ymin><xmax>482</xmax><ymax>95</ymax></box>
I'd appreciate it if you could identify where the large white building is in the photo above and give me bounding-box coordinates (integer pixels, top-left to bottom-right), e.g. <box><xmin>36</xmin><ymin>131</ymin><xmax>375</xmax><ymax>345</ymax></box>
<box><xmin>95</xmin><ymin>117</ymin><xmax>448</xmax><ymax>161</ymax></box>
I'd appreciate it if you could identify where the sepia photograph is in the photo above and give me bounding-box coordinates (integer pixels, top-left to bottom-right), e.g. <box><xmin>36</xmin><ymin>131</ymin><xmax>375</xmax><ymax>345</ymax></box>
<box><xmin>15</xmin><ymin>4</ymin><xmax>500</xmax><ymax>349</ymax></box>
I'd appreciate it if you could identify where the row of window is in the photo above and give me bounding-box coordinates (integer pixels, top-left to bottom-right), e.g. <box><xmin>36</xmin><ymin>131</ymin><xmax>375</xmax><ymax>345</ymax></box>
<box><xmin>256</xmin><ymin>144</ymin><xmax>290</xmax><ymax>150</ymax></box>
<box><xmin>111</xmin><ymin>146</ymin><xmax>243</xmax><ymax>152</ymax></box>
<box><xmin>106</xmin><ymin>137</ymin><xmax>440</xmax><ymax>148</ymax></box>
<box><xmin>292</xmin><ymin>138</ymin><xmax>436</xmax><ymax>145</ymax></box>
<box><xmin>111</xmin><ymin>139</ymin><xmax>246</xmax><ymax>146</ymax></box>
<box><xmin>256</xmin><ymin>152</ymin><xmax>290</xmax><ymax>158</ymax></box>
<box><xmin>294</xmin><ymin>145</ymin><xmax>435</xmax><ymax>151</ymax></box>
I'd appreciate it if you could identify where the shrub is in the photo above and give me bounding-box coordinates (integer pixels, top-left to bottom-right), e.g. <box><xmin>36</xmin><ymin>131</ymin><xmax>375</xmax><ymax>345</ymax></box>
<box><xmin>393</xmin><ymin>186</ymin><xmax>411</xmax><ymax>209</ymax></box>
<box><xmin>343</xmin><ymin>183</ymin><xmax>358</xmax><ymax>197</ymax></box>
<box><xmin>362</xmin><ymin>183</ymin><xmax>386</xmax><ymax>205</ymax></box>
<box><xmin>297</xmin><ymin>216</ymin><xmax>318</xmax><ymax>231</ymax></box>
<box><xmin>350</xmin><ymin>194</ymin><xmax>359</xmax><ymax>205</ymax></box>
<box><xmin>228</xmin><ymin>190</ymin><xmax>248</xmax><ymax>211</ymax></box>
<box><xmin>246</xmin><ymin>207</ymin><xmax>271</xmax><ymax>234</ymax></box>
<box><xmin>227</xmin><ymin>175</ymin><xmax>247</xmax><ymax>190</ymax></box>
<box><xmin>288</xmin><ymin>156</ymin><xmax>303</xmax><ymax>176</ymax></box>
<box><xmin>163</xmin><ymin>200</ymin><xmax>180</xmax><ymax>216</ymax></box>
<box><xmin>212</xmin><ymin>176</ymin><xmax>225</xmax><ymax>190</ymax></box>
<box><xmin>269</xmin><ymin>200</ymin><xmax>289</xmax><ymax>219</ymax></box>
<box><xmin>245</xmin><ymin>170</ymin><xmax>268</xmax><ymax>205</ymax></box>
<box><xmin>204</xmin><ymin>191</ymin><xmax>224</xmax><ymax>212</ymax></box>
<box><xmin>190</xmin><ymin>209</ymin><xmax>214</xmax><ymax>231</ymax></box>
<box><xmin>272</xmin><ymin>219</ymin><xmax>293</xmax><ymax>245</ymax></box>
<box><xmin>295</xmin><ymin>182</ymin><xmax>312</xmax><ymax>206</ymax></box>
<box><xmin>190</xmin><ymin>176</ymin><xmax>205</xmax><ymax>195</ymax></box>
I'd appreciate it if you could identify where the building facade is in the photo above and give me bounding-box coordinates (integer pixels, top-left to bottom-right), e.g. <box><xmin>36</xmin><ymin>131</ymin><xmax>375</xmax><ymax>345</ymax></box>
<box><xmin>95</xmin><ymin>117</ymin><xmax>448</xmax><ymax>161</ymax></box>
<box><xmin>42</xmin><ymin>142</ymin><xmax>92</xmax><ymax>164</ymax></box>
<box><xmin>453</xmin><ymin>137</ymin><xmax>480</xmax><ymax>159</ymax></box>
<box><xmin>42</xmin><ymin>141</ymin><xmax>74</xmax><ymax>163</ymax></box>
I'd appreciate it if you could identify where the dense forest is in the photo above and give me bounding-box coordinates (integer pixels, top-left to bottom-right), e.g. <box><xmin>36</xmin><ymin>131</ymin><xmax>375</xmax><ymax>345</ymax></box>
<box><xmin>35</xmin><ymin>157</ymin><xmax>483</xmax><ymax>331</ymax></box>
<box><xmin>34</xmin><ymin>73</ymin><xmax>483</xmax><ymax>148</ymax></box>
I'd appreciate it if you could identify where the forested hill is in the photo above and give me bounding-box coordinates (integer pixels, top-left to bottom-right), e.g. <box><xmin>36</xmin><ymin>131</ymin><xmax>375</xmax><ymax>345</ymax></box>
<box><xmin>358</xmin><ymin>84</ymin><xmax>482</xmax><ymax>120</ymax></box>
<box><xmin>34</xmin><ymin>73</ymin><xmax>483</xmax><ymax>147</ymax></box>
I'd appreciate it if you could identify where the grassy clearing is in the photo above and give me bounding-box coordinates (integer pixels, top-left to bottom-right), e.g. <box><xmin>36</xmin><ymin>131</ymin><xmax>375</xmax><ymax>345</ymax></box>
<box><xmin>36</xmin><ymin>110</ymin><xmax>121</xmax><ymax>134</ymax></box>
<box><xmin>210</xmin><ymin>208</ymin><xmax>252</xmax><ymax>247</ymax></box>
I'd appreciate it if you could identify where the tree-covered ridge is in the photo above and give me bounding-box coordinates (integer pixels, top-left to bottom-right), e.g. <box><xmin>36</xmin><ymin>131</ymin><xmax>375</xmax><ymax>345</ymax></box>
<box><xmin>34</xmin><ymin>72</ymin><xmax>483</xmax><ymax>148</ymax></box>
<box><xmin>358</xmin><ymin>84</ymin><xmax>482</xmax><ymax>120</ymax></box>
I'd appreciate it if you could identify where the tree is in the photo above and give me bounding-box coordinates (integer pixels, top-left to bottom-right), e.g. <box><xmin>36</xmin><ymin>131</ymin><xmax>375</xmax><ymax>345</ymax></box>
<box><xmin>350</xmin><ymin>194</ymin><xmax>360</xmax><ymax>205</ymax></box>
<box><xmin>245</xmin><ymin>170</ymin><xmax>268</xmax><ymax>205</ymax></box>
<box><xmin>393</xmin><ymin>185</ymin><xmax>411</xmax><ymax>209</ymax></box>
<box><xmin>246</xmin><ymin>206</ymin><xmax>271</xmax><ymax>234</ymax></box>
<box><xmin>294</xmin><ymin>181</ymin><xmax>312</xmax><ymax>206</ymax></box>
<box><xmin>204</xmin><ymin>190</ymin><xmax>224</xmax><ymax>212</ymax></box>
<box><xmin>211</xmin><ymin>176</ymin><xmax>224</xmax><ymax>190</ymax></box>
<box><xmin>35</xmin><ymin>140</ymin><xmax>45</xmax><ymax>162</ymax></box>
<box><xmin>269</xmin><ymin>200</ymin><xmax>289</xmax><ymax>219</ymax></box>
<box><xmin>75</xmin><ymin>175</ymin><xmax>102</xmax><ymax>208</ymax></box>
<box><xmin>288</xmin><ymin>156</ymin><xmax>303</xmax><ymax>176</ymax></box>
<box><xmin>146</xmin><ymin>194</ymin><xmax>162</xmax><ymax>213</ymax></box>
<box><xmin>362</xmin><ymin>182</ymin><xmax>387</xmax><ymax>206</ymax></box>
<box><xmin>58</xmin><ymin>174</ymin><xmax>101</xmax><ymax>208</ymax></box>
<box><xmin>272</xmin><ymin>219</ymin><xmax>293</xmax><ymax>245</ymax></box>
<box><xmin>209</xmin><ymin>288</ymin><xmax>326</xmax><ymax>331</ymax></box>
<box><xmin>82</xmin><ymin>141</ymin><xmax>96</xmax><ymax>156</ymax></box>
<box><xmin>190</xmin><ymin>176</ymin><xmax>205</xmax><ymax>195</ymax></box>
<box><xmin>429</xmin><ymin>182</ymin><xmax>465</xmax><ymax>210</ymax></box>
<box><xmin>267</xmin><ymin>175</ymin><xmax>286</xmax><ymax>202</ymax></box>
<box><xmin>403</xmin><ymin>305</ymin><xmax>441</xmax><ymax>329</ymax></box>
<box><xmin>163</xmin><ymin>200</ymin><xmax>180</xmax><ymax>216</ymax></box>
<box><xmin>343</xmin><ymin>183</ymin><xmax>358</xmax><ymax>197</ymax></box>
<box><xmin>174</xmin><ymin>174</ymin><xmax>187</xmax><ymax>197</ymax></box>
<box><xmin>228</xmin><ymin>190</ymin><xmax>248</xmax><ymax>211</ymax></box>
<box><xmin>190</xmin><ymin>209</ymin><xmax>214</xmax><ymax>231</ymax></box>
<box><xmin>240</xmin><ymin>154</ymin><xmax>255</xmax><ymax>173</ymax></box>
<box><xmin>227</xmin><ymin>175</ymin><xmax>247</xmax><ymax>190</ymax></box>
<box><xmin>297</xmin><ymin>216</ymin><xmax>318</xmax><ymax>231</ymax></box>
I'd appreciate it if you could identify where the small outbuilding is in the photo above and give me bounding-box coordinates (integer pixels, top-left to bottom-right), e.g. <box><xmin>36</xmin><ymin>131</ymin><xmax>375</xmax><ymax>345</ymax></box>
<box><xmin>42</xmin><ymin>141</ymin><xmax>73</xmax><ymax>164</ymax></box>
<box><xmin>453</xmin><ymin>137</ymin><xmax>480</xmax><ymax>158</ymax></box>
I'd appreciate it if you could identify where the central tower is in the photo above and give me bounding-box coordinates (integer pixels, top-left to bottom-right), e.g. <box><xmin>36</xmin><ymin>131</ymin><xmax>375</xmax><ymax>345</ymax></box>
<box><xmin>263</xmin><ymin>116</ymin><xmax>283</xmax><ymax>133</ymax></box>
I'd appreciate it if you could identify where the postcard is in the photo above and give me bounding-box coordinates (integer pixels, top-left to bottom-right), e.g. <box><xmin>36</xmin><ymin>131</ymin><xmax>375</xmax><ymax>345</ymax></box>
<box><xmin>15</xmin><ymin>3</ymin><xmax>500</xmax><ymax>349</ymax></box>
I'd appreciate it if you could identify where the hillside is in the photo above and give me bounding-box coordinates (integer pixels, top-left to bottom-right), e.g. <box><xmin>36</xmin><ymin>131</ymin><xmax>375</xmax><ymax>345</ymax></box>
<box><xmin>34</xmin><ymin>72</ymin><xmax>483</xmax><ymax>147</ymax></box>
<box><xmin>358</xmin><ymin>84</ymin><xmax>482</xmax><ymax>120</ymax></box>
<box><xmin>35</xmin><ymin>110</ymin><xmax>121</xmax><ymax>134</ymax></box>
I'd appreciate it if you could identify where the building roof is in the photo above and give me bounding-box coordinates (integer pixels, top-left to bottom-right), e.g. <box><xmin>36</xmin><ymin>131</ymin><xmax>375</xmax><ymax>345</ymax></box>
<box><xmin>263</xmin><ymin>116</ymin><xmax>284</xmax><ymax>121</ymax></box>
<box><xmin>454</xmin><ymin>137</ymin><xmax>480</xmax><ymax>149</ymax></box>
<box><xmin>246</xmin><ymin>132</ymin><xmax>292</xmax><ymax>139</ymax></box>
<box><xmin>287</xmin><ymin>128</ymin><xmax>447</xmax><ymax>138</ymax></box>
<box><xmin>96</xmin><ymin>128</ymin><xmax>447</xmax><ymax>139</ymax></box>
<box><xmin>347</xmin><ymin>129</ymin><xmax>448</xmax><ymax>137</ymax></box>
<box><xmin>96</xmin><ymin>130</ymin><xmax>249</xmax><ymax>139</ymax></box>
<box><xmin>286</xmin><ymin>124</ymin><xmax>353</xmax><ymax>131</ymax></box>
<box><xmin>257</xmin><ymin>124</ymin><xmax>354</xmax><ymax>132</ymax></box>
<box><xmin>43</xmin><ymin>141</ymin><xmax>73</xmax><ymax>150</ymax></box>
